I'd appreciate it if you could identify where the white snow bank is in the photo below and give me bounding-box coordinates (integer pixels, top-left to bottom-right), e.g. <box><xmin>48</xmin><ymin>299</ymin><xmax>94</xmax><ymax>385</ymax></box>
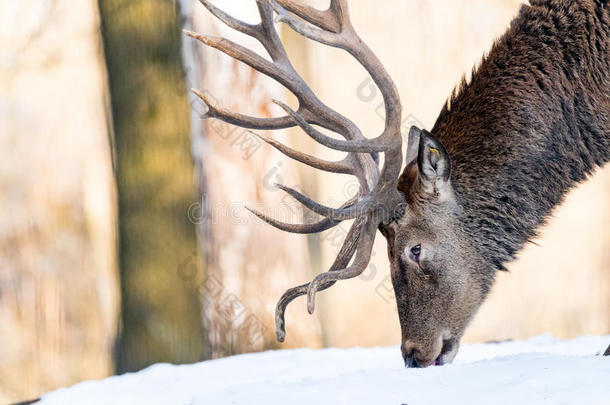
<box><xmin>41</xmin><ymin>334</ymin><xmax>610</xmax><ymax>405</ymax></box>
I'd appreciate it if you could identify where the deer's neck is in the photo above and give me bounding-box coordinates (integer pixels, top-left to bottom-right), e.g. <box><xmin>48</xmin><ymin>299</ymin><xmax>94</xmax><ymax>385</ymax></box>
<box><xmin>432</xmin><ymin>0</ymin><xmax>610</xmax><ymax>270</ymax></box>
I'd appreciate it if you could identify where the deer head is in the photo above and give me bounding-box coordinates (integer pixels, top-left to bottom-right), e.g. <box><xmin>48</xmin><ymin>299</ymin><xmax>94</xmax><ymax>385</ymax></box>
<box><xmin>187</xmin><ymin>0</ymin><xmax>491</xmax><ymax>367</ymax></box>
<box><xmin>380</xmin><ymin>127</ymin><xmax>494</xmax><ymax>367</ymax></box>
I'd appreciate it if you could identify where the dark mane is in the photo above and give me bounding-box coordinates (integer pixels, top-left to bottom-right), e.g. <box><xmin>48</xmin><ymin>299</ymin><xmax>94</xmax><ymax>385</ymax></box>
<box><xmin>431</xmin><ymin>0</ymin><xmax>610</xmax><ymax>269</ymax></box>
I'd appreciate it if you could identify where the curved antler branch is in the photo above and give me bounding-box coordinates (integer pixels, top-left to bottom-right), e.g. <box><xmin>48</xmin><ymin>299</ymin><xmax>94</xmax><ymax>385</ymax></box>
<box><xmin>246</xmin><ymin>207</ymin><xmax>340</xmax><ymax>234</ymax></box>
<box><xmin>266</xmin><ymin>0</ymin><xmax>343</xmax><ymax>46</ymax></box>
<box><xmin>273</xmin><ymin>100</ymin><xmax>395</xmax><ymax>153</ymax></box>
<box><xmin>246</xmin><ymin>196</ymin><xmax>358</xmax><ymax>236</ymax></box>
<box><xmin>275</xmin><ymin>214</ymin><xmax>364</xmax><ymax>341</ymax></box>
<box><xmin>192</xmin><ymin>88</ymin><xmax>303</xmax><ymax>130</ymax></box>
<box><xmin>189</xmin><ymin>0</ymin><xmax>406</xmax><ymax>343</ymax></box>
<box><xmin>251</xmin><ymin>131</ymin><xmax>354</xmax><ymax>174</ymax></box>
<box><xmin>197</xmin><ymin>0</ymin><xmax>259</xmax><ymax>37</ymax></box>
<box><xmin>306</xmin><ymin>216</ymin><xmax>376</xmax><ymax>313</ymax></box>
<box><xmin>275</xmin><ymin>0</ymin><xmax>341</xmax><ymax>33</ymax></box>
<box><xmin>184</xmin><ymin>31</ymin><xmax>296</xmax><ymax>87</ymax></box>
<box><xmin>276</xmin><ymin>184</ymin><xmax>372</xmax><ymax>220</ymax></box>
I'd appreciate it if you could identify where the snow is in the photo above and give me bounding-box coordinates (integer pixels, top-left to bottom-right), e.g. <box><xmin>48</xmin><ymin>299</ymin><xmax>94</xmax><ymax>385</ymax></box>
<box><xmin>40</xmin><ymin>334</ymin><xmax>610</xmax><ymax>405</ymax></box>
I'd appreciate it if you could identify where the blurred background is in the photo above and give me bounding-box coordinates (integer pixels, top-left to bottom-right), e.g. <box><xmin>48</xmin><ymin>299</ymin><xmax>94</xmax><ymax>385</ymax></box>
<box><xmin>1</xmin><ymin>0</ymin><xmax>609</xmax><ymax>402</ymax></box>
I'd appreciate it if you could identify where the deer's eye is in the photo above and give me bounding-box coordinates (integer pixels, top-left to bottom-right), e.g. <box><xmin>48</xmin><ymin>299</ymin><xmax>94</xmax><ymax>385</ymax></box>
<box><xmin>409</xmin><ymin>244</ymin><xmax>421</xmax><ymax>262</ymax></box>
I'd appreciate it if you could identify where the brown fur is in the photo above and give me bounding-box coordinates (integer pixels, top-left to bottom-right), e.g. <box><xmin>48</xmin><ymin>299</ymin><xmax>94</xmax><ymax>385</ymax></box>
<box><xmin>382</xmin><ymin>0</ymin><xmax>610</xmax><ymax>367</ymax></box>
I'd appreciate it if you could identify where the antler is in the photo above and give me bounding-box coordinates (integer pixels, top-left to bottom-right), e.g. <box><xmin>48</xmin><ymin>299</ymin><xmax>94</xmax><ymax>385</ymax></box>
<box><xmin>188</xmin><ymin>0</ymin><xmax>406</xmax><ymax>342</ymax></box>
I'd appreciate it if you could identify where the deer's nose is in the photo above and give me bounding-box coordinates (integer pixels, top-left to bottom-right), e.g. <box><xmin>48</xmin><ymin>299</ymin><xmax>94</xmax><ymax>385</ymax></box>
<box><xmin>402</xmin><ymin>342</ymin><xmax>424</xmax><ymax>368</ymax></box>
<box><xmin>403</xmin><ymin>352</ymin><xmax>422</xmax><ymax>368</ymax></box>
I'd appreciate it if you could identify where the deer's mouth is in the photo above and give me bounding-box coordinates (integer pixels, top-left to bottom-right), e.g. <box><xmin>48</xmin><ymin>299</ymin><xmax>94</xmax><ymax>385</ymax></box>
<box><xmin>434</xmin><ymin>338</ymin><xmax>459</xmax><ymax>366</ymax></box>
<box><xmin>404</xmin><ymin>337</ymin><xmax>459</xmax><ymax>368</ymax></box>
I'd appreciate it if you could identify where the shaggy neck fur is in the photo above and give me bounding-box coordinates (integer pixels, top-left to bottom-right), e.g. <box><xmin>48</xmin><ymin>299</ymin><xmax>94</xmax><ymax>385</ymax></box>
<box><xmin>432</xmin><ymin>0</ymin><xmax>610</xmax><ymax>271</ymax></box>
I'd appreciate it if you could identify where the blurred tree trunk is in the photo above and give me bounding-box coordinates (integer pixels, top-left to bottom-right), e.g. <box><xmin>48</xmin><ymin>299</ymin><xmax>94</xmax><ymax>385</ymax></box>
<box><xmin>179</xmin><ymin>0</ymin><xmax>324</xmax><ymax>358</ymax></box>
<box><xmin>0</xmin><ymin>0</ymin><xmax>118</xmax><ymax>402</ymax></box>
<box><xmin>98</xmin><ymin>0</ymin><xmax>205</xmax><ymax>372</ymax></box>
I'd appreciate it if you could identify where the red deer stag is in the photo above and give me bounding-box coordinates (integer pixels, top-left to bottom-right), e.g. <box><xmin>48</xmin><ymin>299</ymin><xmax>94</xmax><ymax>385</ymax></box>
<box><xmin>186</xmin><ymin>0</ymin><xmax>610</xmax><ymax>367</ymax></box>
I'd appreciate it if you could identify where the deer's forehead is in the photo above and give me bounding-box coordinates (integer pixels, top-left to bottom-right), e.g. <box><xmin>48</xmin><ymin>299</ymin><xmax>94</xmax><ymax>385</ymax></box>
<box><xmin>393</xmin><ymin>206</ymin><xmax>459</xmax><ymax>244</ymax></box>
<box><xmin>395</xmin><ymin>215</ymin><xmax>434</xmax><ymax>240</ymax></box>
<box><xmin>400</xmin><ymin>203</ymin><xmax>448</xmax><ymax>227</ymax></box>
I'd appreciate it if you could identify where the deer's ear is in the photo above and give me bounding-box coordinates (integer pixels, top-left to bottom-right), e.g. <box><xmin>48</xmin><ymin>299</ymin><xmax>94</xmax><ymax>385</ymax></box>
<box><xmin>405</xmin><ymin>126</ymin><xmax>421</xmax><ymax>166</ymax></box>
<box><xmin>397</xmin><ymin>126</ymin><xmax>422</xmax><ymax>196</ymax></box>
<box><xmin>417</xmin><ymin>130</ymin><xmax>452</xmax><ymax>196</ymax></box>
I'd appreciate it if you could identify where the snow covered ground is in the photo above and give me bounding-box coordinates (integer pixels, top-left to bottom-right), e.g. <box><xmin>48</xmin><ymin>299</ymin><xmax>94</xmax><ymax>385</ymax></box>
<box><xmin>40</xmin><ymin>334</ymin><xmax>610</xmax><ymax>405</ymax></box>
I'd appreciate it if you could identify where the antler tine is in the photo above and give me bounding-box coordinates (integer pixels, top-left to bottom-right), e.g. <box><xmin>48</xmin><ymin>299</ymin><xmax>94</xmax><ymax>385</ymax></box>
<box><xmin>250</xmin><ymin>131</ymin><xmax>354</xmax><ymax>174</ymax></box>
<box><xmin>199</xmin><ymin>0</ymin><xmax>288</xmax><ymax>64</ymax></box>
<box><xmin>187</xmin><ymin>29</ymin><xmax>366</xmax><ymax>146</ymax></box>
<box><xmin>266</xmin><ymin>0</ymin><xmax>402</xmax><ymax>155</ymax></box>
<box><xmin>275</xmin><ymin>184</ymin><xmax>373</xmax><ymax>221</ymax></box>
<box><xmin>189</xmin><ymin>1</ymin><xmax>389</xmax><ymax>159</ymax></box>
<box><xmin>346</xmin><ymin>41</ymin><xmax>401</xmax><ymax>147</ymax></box>
<box><xmin>270</xmin><ymin>0</ymin><xmax>407</xmax><ymax>216</ymax></box>
<box><xmin>328</xmin><ymin>0</ymin><xmax>351</xmax><ymax>28</ymax></box>
<box><xmin>266</xmin><ymin>0</ymin><xmax>344</xmax><ymax>47</ymax></box>
<box><xmin>197</xmin><ymin>0</ymin><xmax>258</xmax><ymax>37</ymax></box>
<box><xmin>306</xmin><ymin>216</ymin><xmax>376</xmax><ymax>313</ymax></box>
<box><xmin>273</xmin><ymin>100</ymin><xmax>395</xmax><ymax>153</ymax></box>
<box><xmin>192</xmin><ymin>88</ymin><xmax>307</xmax><ymax>130</ymax></box>
<box><xmin>184</xmin><ymin>31</ymin><xmax>298</xmax><ymax>90</ymax></box>
<box><xmin>246</xmin><ymin>207</ymin><xmax>339</xmax><ymax>234</ymax></box>
<box><xmin>187</xmin><ymin>6</ymin><xmax>368</xmax><ymax>145</ymax></box>
<box><xmin>246</xmin><ymin>196</ymin><xmax>358</xmax><ymax>235</ymax></box>
<box><xmin>254</xmin><ymin>0</ymin><xmax>293</xmax><ymax>63</ymax></box>
<box><xmin>277</xmin><ymin>0</ymin><xmax>400</xmax><ymax>139</ymax></box>
<box><xmin>275</xmin><ymin>213</ymin><xmax>364</xmax><ymax>342</ymax></box>
<box><xmin>274</xmin><ymin>0</ymin><xmax>341</xmax><ymax>33</ymax></box>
